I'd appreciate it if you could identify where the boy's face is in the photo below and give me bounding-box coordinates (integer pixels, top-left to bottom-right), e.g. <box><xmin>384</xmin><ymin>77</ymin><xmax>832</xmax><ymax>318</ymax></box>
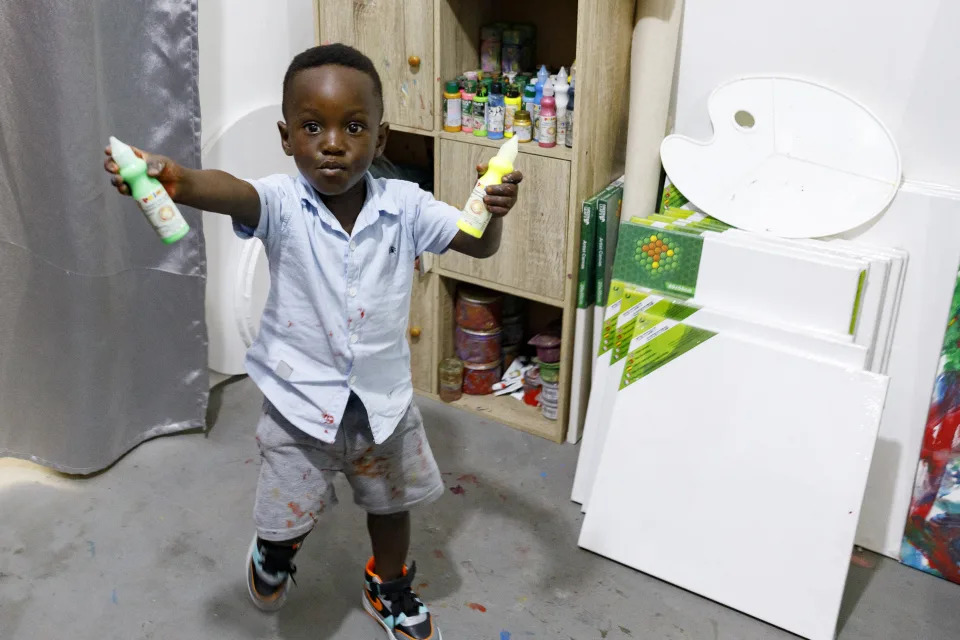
<box><xmin>279</xmin><ymin>65</ymin><xmax>387</xmax><ymax>197</ymax></box>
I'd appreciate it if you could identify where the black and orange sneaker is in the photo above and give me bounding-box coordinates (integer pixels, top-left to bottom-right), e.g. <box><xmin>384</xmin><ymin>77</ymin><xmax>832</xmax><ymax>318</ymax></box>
<box><xmin>362</xmin><ymin>557</ymin><xmax>441</xmax><ymax>639</ymax></box>
<box><xmin>245</xmin><ymin>534</ymin><xmax>298</xmax><ymax>612</ymax></box>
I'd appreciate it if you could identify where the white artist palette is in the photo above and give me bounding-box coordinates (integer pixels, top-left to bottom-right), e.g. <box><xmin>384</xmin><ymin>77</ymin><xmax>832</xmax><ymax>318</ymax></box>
<box><xmin>661</xmin><ymin>77</ymin><xmax>901</xmax><ymax>238</ymax></box>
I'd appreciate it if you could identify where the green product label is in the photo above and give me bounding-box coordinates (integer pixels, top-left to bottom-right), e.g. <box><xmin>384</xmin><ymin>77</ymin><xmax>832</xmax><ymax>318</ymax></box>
<box><xmin>849</xmin><ymin>269</ymin><xmax>867</xmax><ymax>335</ymax></box>
<box><xmin>598</xmin><ymin>284</ymin><xmax>643</xmax><ymax>357</ymax></box>
<box><xmin>612</xmin><ymin>224</ymin><xmax>704</xmax><ymax>298</ymax></box>
<box><xmin>619</xmin><ymin>319</ymin><xmax>716</xmax><ymax>389</ymax></box>
<box><xmin>660</xmin><ymin>182</ymin><xmax>690</xmax><ymax>211</ymax></box>
<box><xmin>577</xmin><ymin>198</ymin><xmax>597</xmax><ymax>309</ymax></box>
<box><xmin>610</xmin><ymin>295</ymin><xmax>700</xmax><ymax>363</ymax></box>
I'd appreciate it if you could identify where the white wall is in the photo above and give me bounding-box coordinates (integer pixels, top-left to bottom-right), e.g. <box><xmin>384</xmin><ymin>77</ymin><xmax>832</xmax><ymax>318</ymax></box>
<box><xmin>198</xmin><ymin>0</ymin><xmax>315</xmax><ymax>150</ymax></box>
<box><xmin>674</xmin><ymin>0</ymin><xmax>960</xmax><ymax>190</ymax></box>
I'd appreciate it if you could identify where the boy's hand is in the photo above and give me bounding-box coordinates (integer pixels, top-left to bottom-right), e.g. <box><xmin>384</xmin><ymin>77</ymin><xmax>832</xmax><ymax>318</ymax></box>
<box><xmin>104</xmin><ymin>145</ymin><xmax>186</xmax><ymax>199</ymax></box>
<box><xmin>477</xmin><ymin>162</ymin><xmax>523</xmax><ymax>217</ymax></box>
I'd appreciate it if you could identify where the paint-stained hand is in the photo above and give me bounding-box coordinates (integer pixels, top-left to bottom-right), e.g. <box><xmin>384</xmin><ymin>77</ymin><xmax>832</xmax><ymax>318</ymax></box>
<box><xmin>104</xmin><ymin>145</ymin><xmax>186</xmax><ymax>199</ymax></box>
<box><xmin>477</xmin><ymin>162</ymin><xmax>523</xmax><ymax>217</ymax></box>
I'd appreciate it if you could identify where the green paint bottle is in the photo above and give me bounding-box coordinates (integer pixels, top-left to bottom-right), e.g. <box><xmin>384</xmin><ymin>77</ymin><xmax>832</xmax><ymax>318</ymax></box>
<box><xmin>110</xmin><ymin>136</ymin><xmax>190</xmax><ymax>244</ymax></box>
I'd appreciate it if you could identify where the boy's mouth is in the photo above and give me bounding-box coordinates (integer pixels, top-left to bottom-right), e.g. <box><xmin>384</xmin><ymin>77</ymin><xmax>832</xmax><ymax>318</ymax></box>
<box><xmin>317</xmin><ymin>161</ymin><xmax>347</xmax><ymax>177</ymax></box>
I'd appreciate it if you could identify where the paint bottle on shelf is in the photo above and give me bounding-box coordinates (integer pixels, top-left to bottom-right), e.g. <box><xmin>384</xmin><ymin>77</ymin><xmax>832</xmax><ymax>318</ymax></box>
<box><xmin>473</xmin><ymin>81</ymin><xmax>489</xmax><ymax>137</ymax></box>
<box><xmin>522</xmin><ymin>80</ymin><xmax>536</xmax><ymax>122</ymax></box>
<box><xmin>533</xmin><ymin>65</ymin><xmax>549</xmax><ymax>142</ymax></box>
<box><xmin>554</xmin><ymin>67</ymin><xmax>569</xmax><ymax>147</ymax></box>
<box><xmin>513</xmin><ymin>109</ymin><xmax>533</xmax><ymax>143</ymax></box>
<box><xmin>487</xmin><ymin>82</ymin><xmax>505</xmax><ymax>140</ymax></box>
<box><xmin>461</xmin><ymin>80</ymin><xmax>476</xmax><ymax>134</ymax></box>
<box><xmin>109</xmin><ymin>136</ymin><xmax>190</xmax><ymax>243</ymax></box>
<box><xmin>443</xmin><ymin>81</ymin><xmax>462</xmax><ymax>133</ymax></box>
<box><xmin>565</xmin><ymin>79</ymin><xmax>575</xmax><ymax>149</ymax></box>
<box><xmin>504</xmin><ymin>81</ymin><xmax>522</xmax><ymax>138</ymax></box>
<box><xmin>458</xmin><ymin>136</ymin><xmax>519</xmax><ymax>238</ymax></box>
<box><xmin>538</xmin><ymin>80</ymin><xmax>557</xmax><ymax>148</ymax></box>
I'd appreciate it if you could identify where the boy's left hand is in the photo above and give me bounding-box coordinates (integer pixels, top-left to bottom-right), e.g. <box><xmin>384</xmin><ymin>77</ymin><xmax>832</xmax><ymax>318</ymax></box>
<box><xmin>478</xmin><ymin>163</ymin><xmax>523</xmax><ymax>217</ymax></box>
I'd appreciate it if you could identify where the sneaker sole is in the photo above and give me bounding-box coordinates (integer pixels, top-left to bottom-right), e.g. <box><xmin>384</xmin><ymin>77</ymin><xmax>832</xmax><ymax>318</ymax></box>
<box><xmin>246</xmin><ymin>534</ymin><xmax>290</xmax><ymax>612</ymax></box>
<box><xmin>361</xmin><ymin>590</ymin><xmax>442</xmax><ymax>640</ymax></box>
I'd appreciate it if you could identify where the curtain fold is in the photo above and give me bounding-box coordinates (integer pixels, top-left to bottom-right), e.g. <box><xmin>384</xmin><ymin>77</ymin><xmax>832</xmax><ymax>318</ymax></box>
<box><xmin>0</xmin><ymin>0</ymin><xmax>207</xmax><ymax>473</ymax></box>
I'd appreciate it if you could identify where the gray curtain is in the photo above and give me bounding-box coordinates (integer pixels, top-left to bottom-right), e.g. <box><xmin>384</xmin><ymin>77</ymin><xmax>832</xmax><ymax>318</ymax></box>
<box><xmin>0</xmin><ymin>0</ymin><xmax>206</xmax><ymax>473</ymax></box>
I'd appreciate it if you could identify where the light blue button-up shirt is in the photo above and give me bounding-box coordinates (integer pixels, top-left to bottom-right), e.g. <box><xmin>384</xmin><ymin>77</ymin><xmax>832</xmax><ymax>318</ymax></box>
<box><xmin>235</xmin><ymin>172</ymin><xmax>460</xmax><ymax>444</ymax></box>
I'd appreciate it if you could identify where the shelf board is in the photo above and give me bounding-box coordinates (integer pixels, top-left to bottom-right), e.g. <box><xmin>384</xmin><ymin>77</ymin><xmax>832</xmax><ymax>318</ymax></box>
<box><xmin>434</xmin><ymin>268</ymin><xmax>564</xmax><ymax>308</ymax></box>
<box><xmin>420</xmin><ymin>391</ymin><xmax>564</xmax><ymax>443</ymax></box>
<box><xmin>438</xmin><ymin>131</ymin><xmax>573</xmax><ymax>162</ymax></box>
<box><xmin>388</xmin><ymin>123</ymin><xmax>437</xmax><ymax>138</ymax></box>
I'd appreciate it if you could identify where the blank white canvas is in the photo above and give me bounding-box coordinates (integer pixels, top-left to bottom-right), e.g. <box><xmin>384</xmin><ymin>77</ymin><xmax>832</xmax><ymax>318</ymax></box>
<box><xmin>845</xmin><ymin>183</ymin><xmax>960</xmax><ymax>557</ymax></box>
<box><xmin>580</xmin><ymin>334</ymin><xmax>888</xmax><ymax>640</ymax></box>
<box><xmin>695</xmin><ymin>233</ymin><xmax>866</xmax><ymax>338</ymax></box>
<box><xmin>567</xmin><ymin>307</ymin><xmax>595</xmax><ymax>444</ymax></box>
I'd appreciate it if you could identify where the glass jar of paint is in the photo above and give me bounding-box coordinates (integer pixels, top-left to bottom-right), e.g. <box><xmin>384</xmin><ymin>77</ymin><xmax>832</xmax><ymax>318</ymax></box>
<box><xmin>456</xmin><ymin>326</ymin><xmax>502</xmax><ymax>364</ymax></box>
<box><xmin>536</xmin><ymin>358</ymin><xmax>560</xmax><ymax>383</ymax></box>
<box><xmin>462</xmin><ymin>360</ymin><xmax>502</xmax><ymax>395</ymax></box>
<box><xmin>438</xmin><ymin>358</ymin><xmax>464</xmax><ymax>403</ymax></box>
<box><xmin>513</xmin><ymin>109</ymin><xmax>532</xmax><ymax>143</ymax></box>
<box><xmin>456</xmin><ymin>288</ymin><xmax>503</xmax><ymax>331</ymax></box>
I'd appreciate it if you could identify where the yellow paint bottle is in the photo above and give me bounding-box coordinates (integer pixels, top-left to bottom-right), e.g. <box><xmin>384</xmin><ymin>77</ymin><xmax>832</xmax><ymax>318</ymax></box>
<box><xmin>457</xmin><ymin>136</ymin><xmax>519</xmax><ymax>238</ymax></box>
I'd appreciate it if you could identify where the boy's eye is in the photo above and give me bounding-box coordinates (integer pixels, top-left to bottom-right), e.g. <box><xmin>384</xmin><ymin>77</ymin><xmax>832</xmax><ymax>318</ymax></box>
<box><xmin>347</xmin><ymin>122</ymin><xmax>365</xmax><ymax>134</ymax></box>
<box><xmin>304</xmin><ymin>123</ymin><xmax>320</xmax><ymax>134</ymax></box>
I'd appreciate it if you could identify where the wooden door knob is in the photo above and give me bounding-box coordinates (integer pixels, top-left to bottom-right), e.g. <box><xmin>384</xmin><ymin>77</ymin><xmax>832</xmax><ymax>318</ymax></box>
<box><xmin>409</xmin><ymin>326</ymin><xmax>422</xmax><ymax>338</ymax></box>
<box><xmin>408</xmin><ymin>55</ymin><xmax>421</xmax><ymax>68</ymax></box>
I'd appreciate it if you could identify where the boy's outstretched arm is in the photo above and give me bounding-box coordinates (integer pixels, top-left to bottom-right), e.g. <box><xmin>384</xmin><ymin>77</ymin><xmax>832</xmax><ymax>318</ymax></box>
<box><xmin>103</xmin><ymin>145</ymin><xmax>261</xmax><ymax>229</ymax></box>
<box><xmin>447</xmin><ymin>165</ymin><xmax>523</xmax><ymax>259</ymax></box>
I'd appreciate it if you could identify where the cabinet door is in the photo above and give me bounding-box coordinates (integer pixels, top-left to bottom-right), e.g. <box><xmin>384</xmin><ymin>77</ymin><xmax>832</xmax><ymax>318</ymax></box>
<box><xmin>408</xmin><ymin>269</ymin><xmax>435</xmax><ymax>393</ymax></box>
<box><xmin>438</xmin><ymin>139</ymin><xmax>571</xmax><ymax>302</ymax></box>
<box><xmin>317</xmin><ymin>0</ymin><xmax>434</xmax><ymax>131</ymax></box>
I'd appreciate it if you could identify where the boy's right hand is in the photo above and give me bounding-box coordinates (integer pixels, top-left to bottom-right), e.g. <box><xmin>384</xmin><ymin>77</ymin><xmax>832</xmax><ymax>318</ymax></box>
<box><xmin>104</xmin><ymin>145</ymin><xmax>186</xmax><ymax>199</ymax></box>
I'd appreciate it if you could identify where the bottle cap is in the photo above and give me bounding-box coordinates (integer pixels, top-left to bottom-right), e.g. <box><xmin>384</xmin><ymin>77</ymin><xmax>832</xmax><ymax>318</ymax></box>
<box><xmin>446</xmin><ymin>80</ymin><xmax>459</xmax><ymax>93</ymax></box>
<box><xmin>109</xmin><ymin>136</ymin><xmax>139</xmax><ymax>169</ymax></box>
<box><xmin>543</xmin><ymin>80</ymin><xmax>555</xmax><ymax>97</ymax></box>
<box><xmin>524</xmin><ymin>83</ymin><xmax>536</xmax><ymax>99</ymax></box>
<box><xmin>497</xmin><ymin>136</ymin><xmax>520</xmax><ymax>165</ymax></box>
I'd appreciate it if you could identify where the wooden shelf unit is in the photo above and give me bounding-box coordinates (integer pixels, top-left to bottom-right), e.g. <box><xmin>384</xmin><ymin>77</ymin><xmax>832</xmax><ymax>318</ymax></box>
<box><xmin>316</xmin><ymin>0</ymin><xmax>634</xmax><ymax>442</ymax></box>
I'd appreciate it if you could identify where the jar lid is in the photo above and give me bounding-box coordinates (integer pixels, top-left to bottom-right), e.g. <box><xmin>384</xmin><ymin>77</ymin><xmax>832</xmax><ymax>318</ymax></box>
<box><xmin>457</xmin><ymin>326</ymin><xmax>502</xmax><ymax>337</ymax></box>
<box><xmin>463</xmin><ymin>359</ymin><xmax>502</xmax><ymax>371</ymax></box>
<box><xmin>514</xmin><ymin>110</ymin><xmax>532</xmax><ymax>123</ymax></box>
<box><xmin>458</xmin><ymin>287</ymin><xmax>501</xmax><ymax>305</ymax></box>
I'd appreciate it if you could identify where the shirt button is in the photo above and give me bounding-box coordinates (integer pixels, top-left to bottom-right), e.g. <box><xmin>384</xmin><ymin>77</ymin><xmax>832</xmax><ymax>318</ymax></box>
<box><xmin>350</xmin><ymin>333</ymin><xmax>359</xmax><ymax>344</ymax></box>
<box><xmin>348</xmin><ymin>286</ymin><xmax>358</xmax><ymax>297</ymax></box>
<box><xmin>349</xmin><ymin>375</ymin><xmax>357</xmax><ymax>385</ymax></box>
<box><xmin>349</xmin><ymin>241</ymin><xmax>357</xmax><ymax>252</ymax></box>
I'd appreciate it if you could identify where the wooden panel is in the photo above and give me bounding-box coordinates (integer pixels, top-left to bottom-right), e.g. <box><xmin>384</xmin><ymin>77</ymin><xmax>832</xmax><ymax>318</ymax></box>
<box><xmin>437</xmin><ymin>138</ymin><xmax>570</xmax><ymax>301</ymax></box>
<box><xmin>437</xmin><ymin>0</ymin><xmax>485</xmax><ymax>86</ymax></box>
<box><xmin>318</xmin><ymin>0</ymin><xmax>435</xmax><ymax>131</ymax></box>
<box><xmin>437</xmin><ymin>132</ymin><xmax>573</xmax><ymax>161</ymax></box>
<box><xmin>558</xmin><ymin>0</ymin><xmax>634</xmax><ymax>441</ymax></box>
<box><xmin>409</xmin><ymin>271</ymin><xmax>437</xmax><ymax>392</ymax></box>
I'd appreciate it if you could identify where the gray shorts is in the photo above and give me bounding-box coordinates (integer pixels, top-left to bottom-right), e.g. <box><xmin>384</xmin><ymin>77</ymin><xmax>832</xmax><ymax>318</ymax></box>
<box><xmin>253</xmin><ymin>393</ymin><xmax>444</xmax><ymax>542</ymax></box>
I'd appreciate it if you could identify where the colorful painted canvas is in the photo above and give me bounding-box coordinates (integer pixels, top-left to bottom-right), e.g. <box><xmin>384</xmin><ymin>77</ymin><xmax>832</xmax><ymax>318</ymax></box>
<box><xmin>901</xmin><ymin>269</ymin><xmax>960</xmax><ymax>583</ymax></box>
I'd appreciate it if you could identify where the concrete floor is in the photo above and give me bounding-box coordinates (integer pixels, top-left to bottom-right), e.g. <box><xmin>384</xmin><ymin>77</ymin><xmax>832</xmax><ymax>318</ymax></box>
<box><xmin>1</xmin><ymin>376</ymin><xmax>959</xmax><ymax>640</ymax></box>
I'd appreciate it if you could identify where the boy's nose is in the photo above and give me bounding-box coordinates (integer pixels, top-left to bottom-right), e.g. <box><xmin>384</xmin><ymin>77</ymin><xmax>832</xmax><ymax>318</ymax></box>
<box><xmin>320</xmin><ymin>131</ymin><xmax>346</xmax><ymax>155</ymax></box>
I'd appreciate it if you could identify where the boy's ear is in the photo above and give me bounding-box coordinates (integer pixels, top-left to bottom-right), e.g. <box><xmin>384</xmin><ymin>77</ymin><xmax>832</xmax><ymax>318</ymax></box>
<box><xmin>277</xmin><ymin>121</ymin><xmax>293</xmax><ymax>156</ymax></box>
<box><xmin>375</xmin><ymin>122</ymin><xmax>390</xmax><ymax>158</ymax></box>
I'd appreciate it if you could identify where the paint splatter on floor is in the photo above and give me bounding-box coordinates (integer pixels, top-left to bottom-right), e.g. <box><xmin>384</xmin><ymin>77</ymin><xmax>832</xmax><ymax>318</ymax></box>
<box><xmin>87</xmin><ymin>541</ymin><xmax>95</xmax><ymax>558</ymax></box>
<box><xmin>111</xmin><ymin>589</ymin><xmax>118</xmax><ymax>604</ymax></box>
<box><xmin>467</xmin><ymin>602</ymin><xmax>487</xmax><ymax>613</ymax></box>
<box><xmin>500</xmin><ymin>631</ymin><xmax>512</xmax><ymax>640</ymax></box>
<box><xmin>433</xmin><ymin>549</ymin><xmax>445</xmax><ymax>559</ymax></box>
<box><xmin>457</xmin><ymin>473</ymin><xmax>479</xmax><ymax>485</ymax></box>
<box><xmin>449</xmin><ymin>485</ymin><xmax>466</xmax><ymax>496</ymax></box>
<box><xmin>619</xmin><ymin>626</ymin><xmax>633</xmax><ymax>636</ymax></box>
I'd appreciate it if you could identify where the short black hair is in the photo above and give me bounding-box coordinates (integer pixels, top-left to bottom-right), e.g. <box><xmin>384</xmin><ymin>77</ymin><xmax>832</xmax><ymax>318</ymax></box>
<box><xmin>282</xmin><ymin>44</ymin><xmax>384</xmax><ymax>118</ymax></box>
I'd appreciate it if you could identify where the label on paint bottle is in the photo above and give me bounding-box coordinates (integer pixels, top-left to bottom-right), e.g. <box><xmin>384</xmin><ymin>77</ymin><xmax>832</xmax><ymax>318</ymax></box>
<box><xmin>538</xmin><ymin>114</ymin><xmax>557</xmax><ymax>146</ymax></box>
<box><xmin>557</xmin><ymin>118</ymin><xmax>568</xmax><ymax>147</ymax></box>
<box><xmin>487</xmin><ymin>105</ymin><xmax>505</xmax><ymax>135</ymax></box>
<box><xmin>504</xmin><ymin>104</ymin><xmax>518</xmax><ymax>136</ymax></box>
<box><xmin>444</xmin><ymin>97</ymin><xmax>462</xmax><ymax>129</ymax></box>
<box><xmin>532</xmin><ymin>103</ymin><xmax>541</xmax><ymax>141</ymax></box>
<box><xmin>565</xmin><ymin>110</ymin><xmax>574</xmax><ymax>148</ymax></box>
<box><xmin>514</xmin><ymin>121</ymin><xmax>532</xmax><ymax>143</ymax></box>
<box><xmin>140</xmin><ymin>184</ymin><xmax>189</xmax><ymax>241</ymax></box>
<box><xmin>460</xmin><ymin>181</ymin><xmax>493</xmax><ymax>235</ymax></box>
